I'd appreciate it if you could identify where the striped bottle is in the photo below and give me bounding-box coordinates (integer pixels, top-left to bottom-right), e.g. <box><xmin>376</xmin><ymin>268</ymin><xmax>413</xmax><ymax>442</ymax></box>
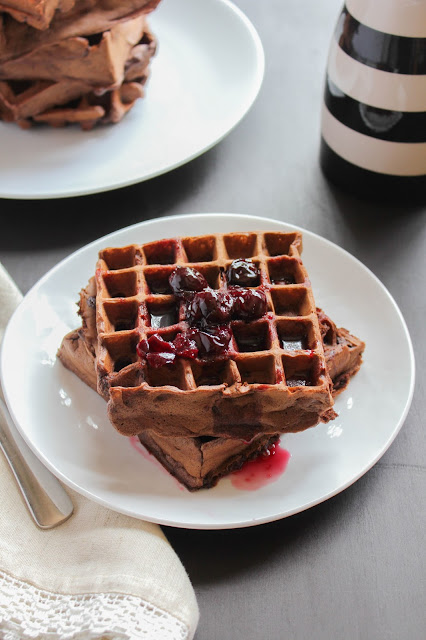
<box><xmin>320</xmin><ymin>0</ymin><xmax>426</xmax><ymax>200</ymax></box>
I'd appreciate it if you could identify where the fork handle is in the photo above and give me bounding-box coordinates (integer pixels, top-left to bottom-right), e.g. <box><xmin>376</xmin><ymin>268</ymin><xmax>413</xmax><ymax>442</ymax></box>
<box><xmin>0</xmin><ymin>397</ymin><xmax>73</xmax><ymax>529</ymax></box>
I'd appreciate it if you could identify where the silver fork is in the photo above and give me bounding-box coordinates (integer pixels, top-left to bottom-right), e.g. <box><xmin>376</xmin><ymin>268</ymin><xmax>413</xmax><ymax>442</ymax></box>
<box><xmin>0</xmin><ymin>385</ymin><xmax>73</xmax><ymax>529</ymax></box>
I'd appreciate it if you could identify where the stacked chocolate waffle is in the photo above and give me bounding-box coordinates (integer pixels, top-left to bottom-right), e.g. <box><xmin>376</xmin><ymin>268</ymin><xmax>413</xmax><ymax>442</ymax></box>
<box><xmin>58</xmin><ymin>231</ymin><xmax>365</xmax><ymax>491</ymax></box>
<box><xmin>0</xmin><ymin>0</ymin><xmax>161</xmax><ymax>129</ymax></box>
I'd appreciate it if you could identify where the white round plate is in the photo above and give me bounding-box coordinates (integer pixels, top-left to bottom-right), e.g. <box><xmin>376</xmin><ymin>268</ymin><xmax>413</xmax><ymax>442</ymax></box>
<box><xmin>1</xmin><ymin>214</ymin><xmax>415</xmax><ymax>529</ymax></box>
<box><xmin>0</xmin><ymin>0</ymin><xmax>264</xmax><ymax>199</ymax></box>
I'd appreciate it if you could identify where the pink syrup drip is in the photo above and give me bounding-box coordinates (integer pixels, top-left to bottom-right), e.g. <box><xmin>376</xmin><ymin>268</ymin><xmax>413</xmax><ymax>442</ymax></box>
<box><xmin>129</xmin><ymin>435</ymin><xmax>152</xmax><ymax>460</ymax></box>
<box><xmin>231</xmin><ymin>443</ymin><xmax>291</xmax><ymax>491</ymax></box>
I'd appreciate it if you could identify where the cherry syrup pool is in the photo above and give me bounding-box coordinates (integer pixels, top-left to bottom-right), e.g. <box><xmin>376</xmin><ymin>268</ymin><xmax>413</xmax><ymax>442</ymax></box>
<box><xmin>231</xmin><ymin>443</ymin><xmax>291</xmax><ymax>491</ymax></box>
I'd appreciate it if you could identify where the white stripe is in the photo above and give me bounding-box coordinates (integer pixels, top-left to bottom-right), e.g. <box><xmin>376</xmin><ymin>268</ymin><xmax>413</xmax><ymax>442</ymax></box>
<box><xmin>327</xmin><ymin>38</ymin><xmax>426</xmax><ymax>112</ymax></box>
<box><xmin>347</xmin><ymin>0</ymin><xmax>426</xmax><ymax>37</ymax></box>
<box><xmin>321</xmin><ymin>105</ymin><xmax>426</xmax><ymax>176</ymax></box>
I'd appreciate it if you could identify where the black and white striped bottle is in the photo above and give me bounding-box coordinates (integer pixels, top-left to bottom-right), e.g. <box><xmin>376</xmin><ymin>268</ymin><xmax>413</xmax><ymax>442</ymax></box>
<box><xmin>320</xmin><ymin>0</ymin><xmax>426</xmax><ymax>200</ymax></box>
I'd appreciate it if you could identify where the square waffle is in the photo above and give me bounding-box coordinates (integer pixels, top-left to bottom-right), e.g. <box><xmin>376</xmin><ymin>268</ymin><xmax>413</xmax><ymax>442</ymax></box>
<box><xmin>58</xmin><ymin>280</ymin><xmax>364</xmax><ymax>490</ymax></box>
<box><xmin>66</xmin><ymin>274</ymin><xmax>365</xmax><ymax>402</ymax></box>
<box><xmin>30</xmin><ymin>81</ymin><xmax>145</xmax><ymax>129</ymax></box>
<box><xmin>0</xmin><ymin>77</ymin><xmax>90</xmax><ymax>121</ymax></box>
<box><xmin>0</xmin><ymin>0</ymin><xmax>161</xmax><ymax>64</ymax></box>
<box><xmin>0</xmin><ymin>0</ymin><xmax>74</xmax><ymax>30</ymax></box>
<box><xmin>93</xmin><ymin>232</ymin><xmax>338</xmax><ymax>440</ymax></box>
<box><xmin>0</xmin><ymin>19</ymin><xmax>155</xmax><ymax>128</ymax></box>
<box><xmin>0</xmin><ymin>16</ymin><xmax>155</xmax><ymax>88</ymax></box>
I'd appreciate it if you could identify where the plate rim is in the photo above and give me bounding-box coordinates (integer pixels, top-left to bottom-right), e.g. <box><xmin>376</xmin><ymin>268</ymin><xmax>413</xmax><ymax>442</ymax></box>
<box><xmin>1</xmin><ymin>213</ymin><xmax>416</xmax><ymax>529</ymax></box>
<box><xmin>0</xmin><ymin>0</ymin><xmax>265</xmax><ymax>200</ymax></box>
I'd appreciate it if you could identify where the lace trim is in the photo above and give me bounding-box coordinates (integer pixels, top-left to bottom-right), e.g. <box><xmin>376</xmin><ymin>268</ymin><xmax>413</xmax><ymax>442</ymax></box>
<box><xmin>0</xmin><ymin>570</ymin><xmax>190</xmax><ymax>640</ymax></box>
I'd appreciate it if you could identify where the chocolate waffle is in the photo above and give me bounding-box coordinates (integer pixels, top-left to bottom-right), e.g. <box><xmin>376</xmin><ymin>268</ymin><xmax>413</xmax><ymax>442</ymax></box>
<box><xmin>58</xmin><ymin>281</ymin><xmax>364</xmax><ymax>490</ymax></box>
<box><xmin>31</xmin><ymin>79</ymin><xmax>147</xmax><ymax>129</ymax></box>
<box><xmin>0</xmin><ymin>0</ymin><xmax>74</xmax><ymax>30</ymax></box>
<box><xmin>0</xmin><ymin>77</ymin><xmax>90</xmax><ymax>121</ymax></box>
<box><xmin>92</xmin><ymin>232</ymin><xmax>338</xmax><ymax>440</ymax></box>
<box><xmin>64</xmin><ymin>275</ymin><xmax>365</xmax><ymax>402</ymax></box>
<box><xmin>0</xmin><ymin>20</ymin><xmax>155</xmax><ymax>128</ymax></box>
<box><xmin>0</xmin><ymin>16</ymin><xmax>155</xmax><ymax>88</ymax></box>
<box><xmin>317</xmin><ymin>308</ymin><xmax>365</xmax><ymax>394</ymax></box>
<box><xmin>0</xmin><ymin>0</ymin><xmax>161</xmax><ymax>64</ymax></box>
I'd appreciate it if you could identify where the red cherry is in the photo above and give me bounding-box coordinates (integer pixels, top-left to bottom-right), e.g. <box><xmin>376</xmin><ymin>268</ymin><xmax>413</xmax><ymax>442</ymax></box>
<box><xmin>147</xmin><ymin>352</ymin><xmax>176</xmax><ymax>367</ymax></box>
<box><xmin>187</xmin><ymin>289</ymin><xmax>233</xmax><ymax>325</ymax></box>
<box><xmin>136</xmin><ymin>339</ymin><xmax>149</xmax><ymax>357</ymax></box>
<box><xmin>169</xmin><ymin>266</ymin><xmax>208</xmax><ymax>297</ymax></box>
<box><xmin>148</xmin><ymin>334</ymin><xmax>176</xmax><ymax>353</ymax></box>
<box><xmin>173</xmin><ymin>332</ymin><xmax>199</xmax><ymax>359</ymax></box>
<box><xmin>198</xmin><ymin>327</ymin><xmax>232</xmax><ymax>356</ymax></box>
<box><xmin>229</xmin><ymin>287</ymin><xmax>267</xmax><ymax>320</ymax></box>
<box><xmin>227</xmin><ymin>259</ymin><xmax>260</xmax><ymax>287</ymax></box>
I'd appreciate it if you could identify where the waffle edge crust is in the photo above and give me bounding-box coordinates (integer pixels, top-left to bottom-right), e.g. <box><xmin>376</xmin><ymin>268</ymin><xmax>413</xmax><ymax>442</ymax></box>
<box><xmin>92</xmin><ymin>231</ymin><xmax>336</xmax><ymax>440</ymax></box>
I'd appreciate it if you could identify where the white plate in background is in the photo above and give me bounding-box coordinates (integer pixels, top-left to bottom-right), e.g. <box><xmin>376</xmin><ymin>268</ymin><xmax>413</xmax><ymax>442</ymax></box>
<box><xmin>1</xmin><ymin>214</ymin><xmax>415</xmax><ymax>528</ymax></box>
<box><xmin>0</xmin><ymin>0</ymin><xmax>264</xmax><ymax>199</ymax></box>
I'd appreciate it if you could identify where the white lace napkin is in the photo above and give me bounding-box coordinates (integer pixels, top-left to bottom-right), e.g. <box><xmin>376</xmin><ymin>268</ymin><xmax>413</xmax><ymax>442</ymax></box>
<box><xmin>0</xmin><ymin>263</ymin><xmax>199</xmax><ymax>640</ymax></box>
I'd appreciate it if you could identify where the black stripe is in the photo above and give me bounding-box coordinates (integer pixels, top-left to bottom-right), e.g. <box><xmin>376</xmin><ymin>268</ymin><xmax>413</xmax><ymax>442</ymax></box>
<box><xmin>334</xmin><ymin>6</ymin><xmax>426</xmax><ymax>75</ymax></box>
<box><xmin>320</xmin><ymin>138</ymin><xmax>426</xmax><ymax>201</ymax></box>
<box><xmin>324</xmin><ymin>76</ymin><xmax>426</xmax><ymax>143</ymax></box>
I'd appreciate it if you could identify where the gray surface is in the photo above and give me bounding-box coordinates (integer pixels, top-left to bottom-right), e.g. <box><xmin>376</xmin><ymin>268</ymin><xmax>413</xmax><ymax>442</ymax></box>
<box><xmin>0</xmin><ymin>1</ymin><xmax>425</xmax><ymax>638</ymax></box>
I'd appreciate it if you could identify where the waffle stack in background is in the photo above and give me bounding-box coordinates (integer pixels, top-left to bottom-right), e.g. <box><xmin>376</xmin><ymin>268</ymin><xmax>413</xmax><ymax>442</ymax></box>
<box><xmin>58</xmin><ymin>231</ymin><xmax>365</xmax><ymax>491</ymax></box>
<box><xmin>0</xmin><ymin>0</ymin><xmax>161</xmax><ymax>129</ymax></box>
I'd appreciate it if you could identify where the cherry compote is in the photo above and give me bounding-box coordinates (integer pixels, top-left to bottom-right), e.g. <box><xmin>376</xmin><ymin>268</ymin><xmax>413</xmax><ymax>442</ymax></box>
<box><xmin>169</xmin><ymin>266</ymin><xmax>208</xmax><ymax>297</ymax></box>
<box><xmin>229</xmin><ymin>286</ymin><xmax>267</xmax><ymax>320</ymax></box>
<box><xmin>187</xmin><ymin>289</ymin><xmax>233</xmax><ymax>325</ymax></box>
<box><xmin>196</xmin><ymin>326</ymin><xmax>232</xmax><ymax>356</ymax></box>
<box><xmin>177</xmin><ymin>327</ymin><xmax>231</xmax><ymax>357</ymax></box>
<box><xmin>138</xmin><ymin>260</ymin><xmax>268</xmax><ymax>368</ymax></box>
<box><xmin>147</xmin><ymin>352</ymin><xmax>176</xmax><ymax>367</ymax></box>
<box><xmin>136</xmin><ymin>325</ymin><xmax>233</xmax><ymax>368</ymax></box>
<box><xmin>137</xmin><ymin>334</ymin><xmax>177</xmax><ymax>368</ymax></box>
<box><xmin>148</xmin><ymin>334</ymin><xmax>175</xmax><ymax>353</ymax></box>
<box><xmin>226</xmin><ymin>259</ymin><xmax>260</xmax><ymax>287</ymax></box>
<box><xmin>149</xmin><ymin>335</ymin><xmax>176</xmax><ymax>367</ymax></box>
<box><xmin>173</xmin><ymin>331</ymin><xmax>199</xmax><ymax>359</ymax></box>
